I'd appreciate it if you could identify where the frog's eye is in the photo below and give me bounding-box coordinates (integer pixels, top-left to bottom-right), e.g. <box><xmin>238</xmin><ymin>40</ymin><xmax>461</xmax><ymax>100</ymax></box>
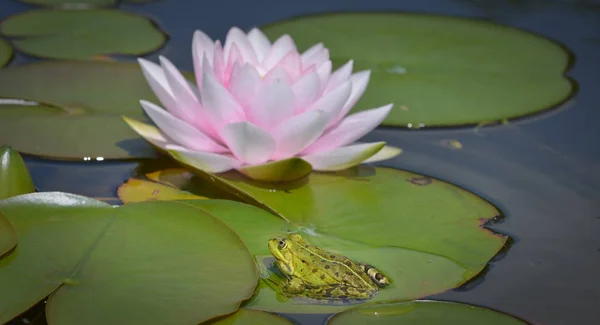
<box><xmin>278</xmin><ymin>239</ymin><xmax>287</xmax><ymax>249</ymax></box>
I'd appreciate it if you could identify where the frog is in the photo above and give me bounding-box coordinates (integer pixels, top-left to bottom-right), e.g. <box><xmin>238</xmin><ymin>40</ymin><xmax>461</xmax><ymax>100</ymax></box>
<box><xmin>267</xmin><ymin>233</ymin><xmax>390</xmax><ymax>301</ymax></box>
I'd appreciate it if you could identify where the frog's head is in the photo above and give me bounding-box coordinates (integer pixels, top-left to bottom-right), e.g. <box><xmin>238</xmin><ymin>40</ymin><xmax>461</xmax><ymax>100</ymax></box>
<box><xmin>268</xmin><ymin>236</ymin><xmax>295</xmax><ymax>276</ymax></box>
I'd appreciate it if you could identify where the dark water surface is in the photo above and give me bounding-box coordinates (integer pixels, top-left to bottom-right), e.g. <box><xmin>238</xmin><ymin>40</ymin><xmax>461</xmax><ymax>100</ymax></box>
<box><xmin>1</xmin><ymin>0</ymin><xmax>600</xmax><ymax>324</ymax></box>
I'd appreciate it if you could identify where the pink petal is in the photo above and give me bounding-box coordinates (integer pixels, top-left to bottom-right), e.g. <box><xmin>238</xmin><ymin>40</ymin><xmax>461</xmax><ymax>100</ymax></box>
<box><xmin>307</xmin><ymin>81</ymin><xmax>352</xmax><ymax>123</ymax></box>
<box><xmin>324</xmin><ymin>60</ymin><xmax>353</xmax><ymax>93</ymax></box>
<box><xmin>262</xmin><ymin>35</ymin><xmax>297</xmax><ymax>71</ymax></box>
<box><xmin>317</xmin><ymin>61</ymin><xmax>332</xmax><ymax>91</ymax></box>
<box><xmin>303</xmin><ymin>48</ymin><xmax>329</xmax><ymax>71</ymax></box>
<box><xmin>229</xmin><ymin>63</ymin><xmax>262</xmax><ymax>107</ymax></box>
<box><xmin>300</xmin><ymin>43</ymin><xmax>324</xmax><ymax>66</ymax></box>
<box><xmin>167</xmin><ymin>144</ymin><xmax>241</xmax><ymax>173</ymax></box>
<box><xmin>302</xmin><ymin>104</ymin><xmax>393</xmax><ymax>154</ymax></box>
<box><xmin>192</xmin><ymin>30</ymin><xmax>215</xmax><ymax>88</ymax></box>
<box><xmin>332</xmin><ymin>70</ymin><xmax>371</xmax><ymax>124</ymax></box>
<box><xmin>138</xmin><ymin>58</ymin><xmax>177</xmax><ymax>116</ymax></box>
<box><xmin>292</xmin><ymin>72</ymin><xmax>321</xmax><ymax>112</ymax></box>
<box><xmin>263</xmin><ymin>66</ymin><xmax>292</xmax><ymax>85</ymax></box>
<box><xmin>140</xmin><ymin>100</ymin><xmax>227</xmax><ymax>153</ymax></box>
<box><xmin>221</xmin><ymin>121</ymin><xmax>276</xmax><ymax>164</ymax></box>
<box><xmin>278</xmin><ymin>51</ymin><xmax>302</xmax><ymax>81</ymax></box>
<box><xmin>200</xmin><ymin>66</ymin><xmax>246</xmax><ymax>131</ymax></box>
<box><xmin>247</xmin><ymin>28</ymin><xmax>271</xmax><ymax>62</ymax></box>
<box><xmin>247</xmin><ymin>78</ymin><xmax>296</xmax><ymax>130</ymax></box>
<box><xmin>212</xmin><ymin>41</ymin><xmax>226</xmax><ymax>84</ymax></box>
<box><xmin>223</xmin><ymin>43</ymin><xmax>242</xmax><ymax>86</ymax></box>
<box><xmin>271</xmin><ymin>109</ymin><xmax>329</xmax><ymax>160</ymax></box>
<box><xmin>223</xmin><ymin>27</ymin><xmax>258</xmax><ymax>65</ymax></box>
<box><xmin>302</xmin><ymin>142</ymin><xmax>385</xmax><ymax>171</ymax></box>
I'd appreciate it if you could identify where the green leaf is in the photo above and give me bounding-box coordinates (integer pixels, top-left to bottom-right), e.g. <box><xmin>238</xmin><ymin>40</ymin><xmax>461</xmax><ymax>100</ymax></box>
<box><xmin>261</xmin><ymin>13</ymin><xmax>573</xmax><ymax>127</ymax></box>
<box><xmin>327</xmin><ymin>300</ymin><xmax>528</xmax><ymax>325</ymax></box>
<box><xmin>0</xmin><ymin>37</ymin><xmax>13</xmax><ymax>67</ymax></box>
<box><xmin>0</xmin><ymin>146</ymin><xmax>35</xmax><ymax>200</ymax></box>
<box><xmin>0</xmin><ymin>192</ymin><xmax>258</xmax><ymax>325</ymax></box>
<box><xmin>0</xmin><ymin>9</ymin><xmax>166</xmax><ymax>59</ymax></box>
<box><xmin>238</xmin><ymin>158</ymin><xmax>313</xmax><ymax>182</ymax></box>
<box><xmin>0</xmin><ymin>212</ymin><xmax>17</xmax><ymax>258</ymax></box>
<box><xmin>18</xmin><ymin>0</ymin><xmax>117</xmax><ymax>7</ymax></box>
<box><xmin>206</xmin><ymin>309</ymin><xmax>293</xmax><ymax>325</ymax></box>
<box><xmin>119</xmin><ymin>167</ymin><xmax>506</xmax><ymax>314</ymax></box>
<box><xmin>0</xmin><ymin>61</ymin><xmax>168</xmax><ymax>159</ymax></box>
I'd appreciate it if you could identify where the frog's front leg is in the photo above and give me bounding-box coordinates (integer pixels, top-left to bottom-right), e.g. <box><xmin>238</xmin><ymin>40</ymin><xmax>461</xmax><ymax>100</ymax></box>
<box><xmin>284</xmin><ymin>277</ymin><xmax>306</xmax><ymax>294</ymax></box>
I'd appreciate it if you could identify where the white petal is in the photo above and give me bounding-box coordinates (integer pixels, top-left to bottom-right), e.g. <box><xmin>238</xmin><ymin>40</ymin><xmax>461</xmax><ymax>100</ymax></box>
<box><xmin>229</xmin><ymin>63</ymin><xmax>262</xmax><ymax>107</ymax></box>
<box><xmin>247</xmin><ymin>28</ymin><xmax>271</xmax><ymax>62</ymax></box>
<box><xmin>324</xmin><ymin>60</ymin><xmax>353</xmax><ymax>93</ymax></box>
<box><xmin>307</xmin><ymin>81</ymin><xmax>352</xmax><ymax>123</ymax></box>
<box><xmin>301</xmin><ymin>142</ymin><xmax>385</xmax><ymax>171</ymax></box>
<box><xmin>271</xmin><ymin>109</ymin><xmax>329</xmax><ymax>160</ymax></box>
<box><xmin>192</xmin><ymin>30</ymin><xmax>215</xmax><ymax>88</ymax></box>
<box><xmin>140</xmin><ymin>100</ymin><xmax>227</xmax><ymax>153</ymax></box>
<box><xmin>262</xmin><ymin>34</ymin><xmax>297</xmax><ymax>71</ymax></box>
<box><xmin>263</xmin><ymin>66</ymin><xmax>292</xmax><ymax>85</ymax></box>
<box><xmin>159</xmin><ymin>56</ymin><xmax>204</xmax><ymax>126</ymax></box>
<box><xmin>303</xmin><ymin>48</ymin><xmax>329</xmax><ymax>71</ymax></box>
<box><xmin>362</xmin><ymin>145</ymin><xmax>402</xmax><ymax>163</ymax></box>
<box><xmin>200</xmin><ymin>68</ymin><xmax>246</xmax><ymax>130</ymax></box>
<box><xmin>221</xmin><ymin>122</ymin><xmax>276</xmax><ymax>164</ymax></box>
<box><xmin>316</xmin><ymin>61</ymin><xmax>332</xmax><ymax>91</ymax></box>
<box><xmin>333</xmin><ymin>70</ymin><xmax>371</xmax><ymax>124</ymax></box>
<box><xmin>303</xmin><ymin>104</ymin><xmax>392</xmax><ymax>154</ymax></box>
<box><xmin>300</xmin><ymin>43</ymin><xmax>324</xmax><ymax>66</ymax></box>
<box><xmin>138</xmin><ymin>58</ymin><xmax>176</xmax><ymax>115</ymax></box>
<box><xmin>247</xmin><ymin>79</ymin><xmax>296</xmax><ymax>130</ymax></box>
<box><xmin>292</xmin><ymin>72</ymin><xmax>321</xmax><ymax>111</ymax></box>
<box><xmin>167</xmin><ymin>144</ymin><xmax>241</xmax><ymax>173</ymax></box>
<box><xmin>223</xmin><ymin>27</ymin><xmax>258</xmax><ymax>64</ymax></box>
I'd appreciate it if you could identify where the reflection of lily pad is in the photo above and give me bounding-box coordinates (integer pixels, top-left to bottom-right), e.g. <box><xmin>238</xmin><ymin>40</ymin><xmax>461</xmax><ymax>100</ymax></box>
<box><xmin>0</xmin><ymin>61</ymin><xmax>165</xmax><ymax>159</ymax></box>
<box><xmin>328</xmin><ymin>300</ymin><xmax>528</xmax><ymax>324</ymax></box>
<box><xmin>0</xmin><ymin>146</ymin><xmax>35</xmax><ymax>200</ymax></box>
<box><xmin>261</xmin><ymin>13</ymin><xmax>573</xmax><ymax>127</ymax></box>
<box><xmin>0</xmin><ymin>192</ymin><xmax>258</xmax><ymax>325</ymax></box>
<box><xmin>206</xmin><ymin>308</ymin><xmax>293</xmax><ymax>325</ymax></box>
<box><xmin>0</xmin><ymin>37</ymin><xmax>13</xmax><ymax>67</ymax></box>
<box><xmin>119</xmin><ymin>167</ymin><xmax>506</xmax><ymax>313</ymax></box>
<box><xmin>0</xmin><ymin>213</ymin><xmax>17</xmax><ymax>257</ymax></box>
<box><xmin>17</xmin><ymin>0</ymin><xmax>117</xmax><ymax>7</ymax></box>
<box><xmin>0</xmin><ymin>9</ymin><xmax>166</xmax><ymax>59</ymax></box>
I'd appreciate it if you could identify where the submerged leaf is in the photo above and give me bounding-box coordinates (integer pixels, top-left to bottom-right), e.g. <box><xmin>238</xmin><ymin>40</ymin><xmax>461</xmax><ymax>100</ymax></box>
<box><xmin>0</xmin><ymin>192</ymin><xmax>258</xmax><ymax>325</ymax></box>
<box><xmin>0</xmin><ymin>146</ymin><xmax>35</xmax><ymax>200</ymax></box>
<box><xmin>0</xmin><ymin>9</ymin><xmax>166</xmax><ymax>59</ymax></box>
<box><xmin>262</xmin><ymin>13</ymin><xmax>573</xmax><ymax>127</ymax></box>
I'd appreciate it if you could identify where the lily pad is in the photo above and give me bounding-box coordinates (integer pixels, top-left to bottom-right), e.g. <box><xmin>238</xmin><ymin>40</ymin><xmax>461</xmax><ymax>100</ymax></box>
<box><xmin>0</xmin><ymin>213</ymin><xmax>17</xmax><ymax>257</ymax></box>
<box><xmin>206</xmin><ymin>309</ymin><xmax>293</xmax><ymax>325</ymax></box>
<box><xmin>0</xmin><ymin>61</ymin><xmax>166</xmax><ymax>159</ymax></box>
<box><xmin>17</xmin><ymin>0</ymin><xmax>117</xmax><ymax>7</ymax></box>
<box><xmin>327</xmin><ymin>300</ymin><xmax>529</xmax><ymax>325</ymax></box>
<box><xmin>0</xmin><ymin>146</ymin><xmax>35</xmax><ymax>200</ymax></box>
<box><xmin>261</xmin><ymin>13</ymin><xmax>573</xmax><ymax>127</ymax></box>
<box><xmin>0</xmin><ymin>9</ymin><xmax>166</xmax><ymax>59</ymax></box>
<box><xmin>119</xmin><ymin>167</ymin><xmax>507</xmax><ymax>313</ymax></box>
<box><xmin>0</xmin><ymin>37</ymin><xmax>13</xmax><ymax>67</ymax></box>
<box><xmin>0</xmin><ymin>192</ymin><xmax>258</xmax><ymax>325</ymax></box>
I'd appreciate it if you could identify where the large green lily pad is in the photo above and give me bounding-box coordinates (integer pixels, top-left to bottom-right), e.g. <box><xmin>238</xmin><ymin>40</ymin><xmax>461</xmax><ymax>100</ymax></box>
<box><xmin>0</xmin><ymin>61</ymin><xmax>165</xmax><ymax>159</ymax></box>
<box><xmin>0</xmin><ymin>192</ymin><xmax>258</xmax><ymax>325</ymax></box>
<box><xmin>261</xmin><ymin>13</ymin><xmax>573</xmax><ymax>127</ymax></box>
<box><xmin>327</xmin><ymin>300</ymin><xmax>529</xmax><ymax>325</ymax></box>
<box><xmin>206</xmin><ymin>309</ymin><xmax>293</xmax><ymax>325</ymax></box>
<box><xmin>0</xmin><ymin>9</ymin><xmax>166</xmax><ymax>59</ymax></box>
<box><xmin>0</xmin><ymin>37</ymin><xmax>13</xmax><ymax>67</ymax></box>
<box><xmin>0</xmin><ymin>146</ymin><xmax>35</xmax><ymax>200</ymax></box>
<box><xmin>0</xmin><ymin>212</ymin><xmax>17</xmax><ymax>257</ymax></box>
<box><xmin>18</xmin><ymin>0</ymin><xmax>117</xmax><ymax>7</ymax></box>
<box><xmin>119</xmin><ymin>167</ymin><xmax>507</xmax><ymax>313</ymax></box>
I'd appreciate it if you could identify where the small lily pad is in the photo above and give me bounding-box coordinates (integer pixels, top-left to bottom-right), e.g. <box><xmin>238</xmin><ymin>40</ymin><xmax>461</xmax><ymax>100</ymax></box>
<box><xmin>0</xmin><ymin>61</ymin><xmax>166</xmax><ymax>159</ymax></box>
<box><xmin>327</xmin><ymin>300</ymin><xmax>529</xmax><ymax>325</ymax></box>
<box><xmin>261</xmin><ymin>13</ymin><xmax>573</xmax><ymax>127</ymax></box>
<box><xmin>0</xmin><ymin>213</ymin><xmax>17</xmax><ymax>258</ymax></box>
<box><xmin>0</xmin><ymin>146</ymin><xmax>35</xmax><ymax>200</ymax></box>
<box><xmin>0</xmin><ymin>37</ymin><xmax>13</xmax><ymax>67</ymax></box>
<box><xmin>0</xmin><ymin>9</ymin><xmax>166</xmax><ymax>59</ymax></box>
<box><xmin>206</xmin><ymin>309</ymin><xmax>293</xmax><ymax>325</ymax></box>
<box><xmin>0</xmin><ymin>192</ymin><xmax>258</xmax><ymax>325</ymax></box>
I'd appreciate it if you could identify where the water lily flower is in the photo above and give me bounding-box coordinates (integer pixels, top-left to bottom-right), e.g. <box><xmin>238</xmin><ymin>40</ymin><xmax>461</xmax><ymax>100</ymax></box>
<box><xmin>125</xmin><ymin>27</ymin><xmax>400</xmax><ymax>181</ymax></box>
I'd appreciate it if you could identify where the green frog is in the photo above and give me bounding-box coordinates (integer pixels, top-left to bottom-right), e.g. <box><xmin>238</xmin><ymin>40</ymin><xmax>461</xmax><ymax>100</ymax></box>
<box><xmin>267</xmin><ymin>233</ymin><xmax>390</xmax><ymax>301</ymax></box>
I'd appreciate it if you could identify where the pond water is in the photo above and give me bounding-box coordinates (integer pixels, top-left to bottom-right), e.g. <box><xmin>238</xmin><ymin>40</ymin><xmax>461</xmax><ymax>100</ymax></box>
<box><xmin>1</xmin><ymin>0</ymin><xmax>599</xmax><ymax>324</ymax></box>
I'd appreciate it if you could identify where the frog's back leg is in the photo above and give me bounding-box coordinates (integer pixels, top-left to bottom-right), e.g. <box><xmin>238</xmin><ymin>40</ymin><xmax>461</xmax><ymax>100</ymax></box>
<box><xmin>358</xmin><ymin>263</ymin><xmax>391</xmax><ymax>287</ymax></box>
<box><xmin>304</xmin><ymin>284</ymin><xmax>377</xmax><ymax>301</ymax></box>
